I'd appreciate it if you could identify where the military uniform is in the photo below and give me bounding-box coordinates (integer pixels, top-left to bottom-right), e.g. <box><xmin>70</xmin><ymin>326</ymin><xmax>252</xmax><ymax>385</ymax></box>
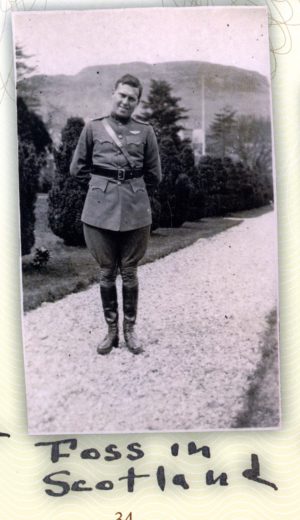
<box><xmin>70</xmin><ymin>113</ymin><xmax>162</xmax><ymax>354</ymax></box>
<box><xmin>70</xmin><ymin>115</ymin><xmax>161</xmax><ymax>230</ymax></box>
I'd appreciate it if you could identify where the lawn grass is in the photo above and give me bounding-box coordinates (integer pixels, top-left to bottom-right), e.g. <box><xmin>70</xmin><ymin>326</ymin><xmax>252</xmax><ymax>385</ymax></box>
<box><xmin>22</xmin><ymin>194</ymin><xmax>265</xmax><ymax>312</ymax></box>
<box><xmin>232</xmin><ymin>308</ymin><xmax>279</xmax><ymax>428</ymax></box>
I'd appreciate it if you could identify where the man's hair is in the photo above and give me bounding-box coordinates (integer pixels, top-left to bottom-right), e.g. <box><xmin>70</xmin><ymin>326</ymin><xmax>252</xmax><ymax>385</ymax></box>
<box><xmin>114</xmin><ymin>74</ymin><xmax>143</xmax><ymax>101</ymax></box>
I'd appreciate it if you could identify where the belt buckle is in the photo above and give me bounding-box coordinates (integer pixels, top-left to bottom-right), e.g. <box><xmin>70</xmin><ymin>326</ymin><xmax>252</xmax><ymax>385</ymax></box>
<box><xmin>117</xmin><ymin>168</ymin><xmax>126</xmax><ymax>181</ymax></box>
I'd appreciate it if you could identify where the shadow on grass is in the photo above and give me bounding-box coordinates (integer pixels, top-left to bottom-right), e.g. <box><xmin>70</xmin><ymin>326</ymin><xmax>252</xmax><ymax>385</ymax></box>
<box><xmin>232</xmin><ymin>308</ymin><xmax>280</xmax><ymax>429</ymax></box>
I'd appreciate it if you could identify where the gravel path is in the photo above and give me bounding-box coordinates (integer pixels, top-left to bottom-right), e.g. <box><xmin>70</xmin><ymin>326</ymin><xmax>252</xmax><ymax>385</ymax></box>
<box><xmin>23</xmin><ymin>211</ymin><xmax>278</xmax><ymax>434</ymax></box>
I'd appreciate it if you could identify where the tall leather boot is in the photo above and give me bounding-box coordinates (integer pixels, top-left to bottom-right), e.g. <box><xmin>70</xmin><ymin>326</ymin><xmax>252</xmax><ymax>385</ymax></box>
<box><xmin>97</xmin><ymin>285</ymin><xmax>119</xmax><ymax>355</ymax></box>
<box><xmin>122</xmin><ymin>284</ymin><xmax>143</xmax><ymax>354</ymax></box>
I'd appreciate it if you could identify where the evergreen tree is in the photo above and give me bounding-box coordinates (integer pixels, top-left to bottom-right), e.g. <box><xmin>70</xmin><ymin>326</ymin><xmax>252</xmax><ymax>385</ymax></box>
<box><xmin>16</xmin><ymin>45</ymin><xmax>52</xmax><ymax>255</ymax></box>
<box><xmin>141</xmin><ymin>79</ymin><xmax>188</xmax><ymax>147</ymax></box>
<box><xmin>17</xmin><ymin>97</ymin><xmax>51</xmax><ymax>153</ymax></box>
<box><xmin>48</xmin><ymin>117</ymin><xmax>87</xmax><ymax>246</ymax></box>
<box><xmin>234</xmin><ymin>115</ymin><xmax>272</xmax><ymax>170</ymax></box>
<box><xmin>193</xmin><ymin>155</ymin><xmax>213</xmax><ymax>217</ymax></box>
<box><xmin>207</xmin><ymin>106</ymin><xmax>237</xmax><ymax>159</ymax></box>
<box><xmin>234</xmin><ymin>115</ymin><xmax>273</xmax><ymax>203</ymax></box>
<box><xmin>140</xmin><ymin>79</ymin><xmax>193</xmax><ymax>227</ymax></box>
<box><xmin>192</xmin><ymin>151</ymin><xmax>273</xmax><ymax>219</ymax></box>
<box><xmin>15</xmin><ymin>45</ymin><xmax>40</xmax><ymax>112</ymax></box>
<box><xmin>158</xmin><ymin>136</ymin><xmax>183</xmax><ymax>227</ymax></box>
<box><xmin>17</xmin><ymin>97</ymin><xmax>52</xmax><ymax>255</ymax></box>
<box><xmin>18</xmin><ymin>141</ymin><xmax>41</xmax><ymax>255</ymax></box>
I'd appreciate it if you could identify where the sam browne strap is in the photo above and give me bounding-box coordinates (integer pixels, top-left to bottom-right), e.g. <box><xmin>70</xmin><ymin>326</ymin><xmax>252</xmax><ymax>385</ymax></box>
<box><xmin>102</xmin><ymin>119</ymin><xmax>136</xmax><ymax>170</ymax></box>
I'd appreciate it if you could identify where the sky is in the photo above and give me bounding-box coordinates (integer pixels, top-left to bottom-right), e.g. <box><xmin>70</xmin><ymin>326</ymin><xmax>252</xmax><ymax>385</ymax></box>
<box><xmin>12</xmin><ymin>6</ymin><xmax>270</xmax><ymax>78</ymax></box>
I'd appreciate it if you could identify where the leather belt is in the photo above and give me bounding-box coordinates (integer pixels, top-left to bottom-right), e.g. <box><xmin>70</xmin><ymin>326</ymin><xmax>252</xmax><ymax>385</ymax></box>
<box><xmin>92</xmin><ymin>165</ymin><xmax>143</xmax><ymax>182</ymax></box>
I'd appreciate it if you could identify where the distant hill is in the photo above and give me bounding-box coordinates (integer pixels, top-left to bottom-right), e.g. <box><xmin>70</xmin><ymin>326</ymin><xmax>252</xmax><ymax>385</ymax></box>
<box><xmin>25</xmin><ymin>61</ymin><xmax>271</xmax><ymax>143</ymax></box>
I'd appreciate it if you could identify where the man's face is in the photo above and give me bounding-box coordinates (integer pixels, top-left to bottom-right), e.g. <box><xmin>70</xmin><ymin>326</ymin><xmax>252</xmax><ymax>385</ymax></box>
<box><xmin>111</xmin><ymin>83</ymin><xmax>140</xmax><ymax>119</ymax></box>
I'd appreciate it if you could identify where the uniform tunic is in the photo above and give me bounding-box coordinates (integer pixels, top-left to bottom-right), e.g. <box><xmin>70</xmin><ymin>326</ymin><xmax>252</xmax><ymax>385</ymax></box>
<box><xmin>70</xmin><ymin>115</ymin><xmax>162</xmax><ymax>231</ymax></box>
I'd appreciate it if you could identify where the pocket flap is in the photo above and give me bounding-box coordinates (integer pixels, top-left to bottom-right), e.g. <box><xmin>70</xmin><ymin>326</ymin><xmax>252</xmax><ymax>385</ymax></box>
<box><xmin>129</xmin><ymin>177</ymin><xmax>146</xmax><ymax>193</ymax></box>
<box><xmin>127</xmin><ymin>136</ymin><xmax>142</xmax><ymax>146</ymax></box>
<box><xmin>89</xmin><ymin>175</ymin><xmax>109</xmax><ymax>192</ymax></box>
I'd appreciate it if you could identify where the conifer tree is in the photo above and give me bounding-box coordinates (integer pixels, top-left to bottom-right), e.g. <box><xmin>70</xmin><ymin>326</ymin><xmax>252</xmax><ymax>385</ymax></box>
<box><xmin>17</xmin><ymin>97</ymin><xmax>52</xmax><ymax>255</ymax></box>
<box><xmin>140</xmin><ymin>79</ymin><xmax>193</xmax><ymax>227</ymax></box>
<box><xmin>48</xmin><ymin>117</ymin><xmax>87</xmax><ymax>245</ymax></box>
<box><xmin>141</xmin><ymin>79</ymin><xmax>189</xmax><ymax>147</ymax></box>
<box><xmin>16</xmin><ymin>45</ymin><xmax>52</xmax><ymax>254</ymax></box>
<box><xmin>208</xmin><ymin>106</ymin><xmax>237</xmax><ymax>160</ymax></box>
<box><xmin>16</xmin><ymin>45</ymin><xmax>39</xmax><ymax>112</ymax></box>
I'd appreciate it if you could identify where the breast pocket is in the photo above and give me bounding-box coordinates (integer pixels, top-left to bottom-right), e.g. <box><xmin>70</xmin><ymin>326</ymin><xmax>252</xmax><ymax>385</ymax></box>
<box><xmin>126</xmin><ymin>136</ymin><xmax>145</xmax><ymax>155</ymax></box>
<box><xmin>94</xmin><ymin>137</ymin><xmax>116</xmax><ymax>154</ymax></box>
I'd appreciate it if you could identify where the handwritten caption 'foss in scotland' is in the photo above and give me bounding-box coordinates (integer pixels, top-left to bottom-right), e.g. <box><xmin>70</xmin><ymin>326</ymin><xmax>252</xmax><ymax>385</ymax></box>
<box><xmin>1</xmin><ymin>434</ymin><xmax>278</xmax><ymax>496</ymax></box>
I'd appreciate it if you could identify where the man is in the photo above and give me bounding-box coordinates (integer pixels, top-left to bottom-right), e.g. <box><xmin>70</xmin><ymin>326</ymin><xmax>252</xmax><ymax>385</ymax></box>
<box><xmin>70</xmin><ymin>74</ymin><xmax>162</xmax><ymax>355</ymax></box>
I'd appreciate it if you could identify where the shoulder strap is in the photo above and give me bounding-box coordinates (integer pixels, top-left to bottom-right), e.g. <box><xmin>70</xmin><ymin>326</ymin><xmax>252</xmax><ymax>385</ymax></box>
<box><xmin>102</xmin><ymin>119</ymin><xmax>135</xmax><ymax>169</ymax></box>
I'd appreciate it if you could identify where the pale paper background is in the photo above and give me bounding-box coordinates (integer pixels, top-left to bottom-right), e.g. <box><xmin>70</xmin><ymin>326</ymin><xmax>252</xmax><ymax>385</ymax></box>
<box><xmin>0</xmin><ymin>0</ymin><xmax>299</xmax><ymax>518</ymax></box>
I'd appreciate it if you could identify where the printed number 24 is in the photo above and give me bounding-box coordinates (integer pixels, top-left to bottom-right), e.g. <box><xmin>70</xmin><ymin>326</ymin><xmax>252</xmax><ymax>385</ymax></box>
<box><xmin>115</xmin><ymin>513</ymin><xmax>132</xmax><ymax>520</ymax></box>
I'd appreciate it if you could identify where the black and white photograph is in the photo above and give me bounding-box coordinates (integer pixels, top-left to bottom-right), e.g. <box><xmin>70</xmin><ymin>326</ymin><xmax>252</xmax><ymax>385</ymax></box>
<box><xmin>13</xmin><ymin>6</ymin><xmax>279</xmax><ymax>434</ymax></box>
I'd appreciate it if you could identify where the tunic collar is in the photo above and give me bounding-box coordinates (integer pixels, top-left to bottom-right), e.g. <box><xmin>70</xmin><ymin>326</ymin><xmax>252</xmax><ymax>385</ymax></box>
<box><xmin>110</xmin><ymin>112</ymin><xmax>131</xmax><ymax>125</ymax></box>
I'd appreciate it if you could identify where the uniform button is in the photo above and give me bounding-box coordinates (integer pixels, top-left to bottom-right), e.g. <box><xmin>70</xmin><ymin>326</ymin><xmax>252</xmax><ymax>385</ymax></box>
<box><xmin>118</xmin><ymin>135</ymin><xmax>123</xmax><ymax>139</ymax></box>
<box><xmin>117</xmin><ymin>181</ymin><xmax>121</xmax><ymax>185</ymax></box>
